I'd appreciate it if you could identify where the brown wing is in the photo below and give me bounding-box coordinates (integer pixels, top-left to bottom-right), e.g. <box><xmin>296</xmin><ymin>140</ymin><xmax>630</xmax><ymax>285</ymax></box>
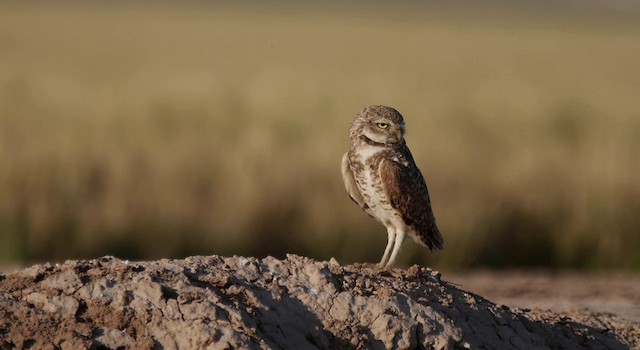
<box><xmin>379</xmin><ymin>155</ymin><xmax>444</xmax><ymax>251</ymax></box>
<box><xmin>341</xmin><ymin>152</ymin><xmax>373</xmax><ymax>216</ymax></box>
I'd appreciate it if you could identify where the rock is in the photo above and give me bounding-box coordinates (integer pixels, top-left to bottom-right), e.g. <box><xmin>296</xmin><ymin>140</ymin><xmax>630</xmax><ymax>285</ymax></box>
<box><xmin>0</xmin><ymin>255</ymin><xmax>638</xmax><ymax>349</ymax></box>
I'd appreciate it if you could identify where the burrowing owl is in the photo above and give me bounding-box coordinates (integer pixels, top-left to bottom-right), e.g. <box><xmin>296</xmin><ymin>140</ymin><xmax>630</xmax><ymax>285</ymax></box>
<box><xmin>341</xmin><ymin>105</ymin><xmax>444</xmax><ymax>269</ymax></box>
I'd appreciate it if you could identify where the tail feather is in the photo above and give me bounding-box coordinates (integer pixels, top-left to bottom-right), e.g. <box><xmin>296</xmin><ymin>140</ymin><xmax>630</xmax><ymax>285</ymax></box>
<box><xmin>414</xmin><ymin>222</ymin><xmax>444</xmax><ymax>251</ymax></box>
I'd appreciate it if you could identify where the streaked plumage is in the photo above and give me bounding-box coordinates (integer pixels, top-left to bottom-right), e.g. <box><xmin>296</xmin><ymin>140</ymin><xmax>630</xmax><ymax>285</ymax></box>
<box><xmin>341</xmin><ymin>105</ymin><xmax>444</xmax><ymax>269</ymax></box>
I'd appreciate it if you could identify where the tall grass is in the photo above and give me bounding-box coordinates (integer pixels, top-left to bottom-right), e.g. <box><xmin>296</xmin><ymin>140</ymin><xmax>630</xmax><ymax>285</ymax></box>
<box><xmin>1</xmin><ymin>2</ymin><xmax>639</xmax><ymax>269</ymax></box>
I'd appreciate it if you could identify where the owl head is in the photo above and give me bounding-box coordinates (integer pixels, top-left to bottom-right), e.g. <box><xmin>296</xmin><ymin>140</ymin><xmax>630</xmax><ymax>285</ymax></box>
<box><xmin>350</xmin><ymin>105</ymin><xmax>406</xmax><ymax>145</ymax></box>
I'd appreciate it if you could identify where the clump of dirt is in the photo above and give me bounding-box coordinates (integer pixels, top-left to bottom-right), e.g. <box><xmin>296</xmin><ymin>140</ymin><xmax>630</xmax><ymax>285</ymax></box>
<box><xmin>0</xmin><ymin>255</ymin><xmax>638</xmax><ymax>349</ymax></box>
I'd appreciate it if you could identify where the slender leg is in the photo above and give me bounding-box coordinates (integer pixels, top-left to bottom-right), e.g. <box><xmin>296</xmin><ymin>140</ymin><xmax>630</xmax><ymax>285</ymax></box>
<box><xmin>384</xmin><ymin>230</ymin><xmax>406</xmax><ymax>269</ymax></box>
<box><xmin>378</xmin><ymin>227</ymin><xmax>395</xmax><ymax>268</ymax></box>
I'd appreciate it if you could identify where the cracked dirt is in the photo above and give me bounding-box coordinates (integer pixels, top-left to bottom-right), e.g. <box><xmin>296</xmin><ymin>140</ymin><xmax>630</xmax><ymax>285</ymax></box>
<box><xmin>1</xmin><ymin>255</ymin><xmax>638</xmax><ymax>349</ymax></box>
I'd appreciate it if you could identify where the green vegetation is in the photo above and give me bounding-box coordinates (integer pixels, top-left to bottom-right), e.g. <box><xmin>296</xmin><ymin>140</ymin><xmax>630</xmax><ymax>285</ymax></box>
<box><xmin>1</xmin><ymin>2</ymin><xmax>639</xmax><ymax>269</ymax></box>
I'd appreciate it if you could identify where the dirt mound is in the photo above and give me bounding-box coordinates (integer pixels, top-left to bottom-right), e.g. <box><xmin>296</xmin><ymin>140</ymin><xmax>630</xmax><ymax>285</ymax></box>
<box><xmin>1</xmin><ymin>255</ymin><xmax>638</xmax><ymax>349</ymax></box>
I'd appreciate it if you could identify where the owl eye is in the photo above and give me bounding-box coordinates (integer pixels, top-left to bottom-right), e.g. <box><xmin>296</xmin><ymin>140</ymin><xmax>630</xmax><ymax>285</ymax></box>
<box><xmin>376</xmin><ymin>122</ymin><xmax>389</xmax><ymax>129</ymax></box>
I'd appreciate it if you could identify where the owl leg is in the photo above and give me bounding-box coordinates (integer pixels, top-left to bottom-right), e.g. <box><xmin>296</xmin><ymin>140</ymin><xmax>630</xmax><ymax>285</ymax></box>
<box><xmin>378</xmin><ymin>227</ymin><xmax>396</xmax><ymax>268</ymax></box>
<box><xmin>384</xmin><ymin>230</ymin><xmax>406</xmax><ymax>269</ymax></box>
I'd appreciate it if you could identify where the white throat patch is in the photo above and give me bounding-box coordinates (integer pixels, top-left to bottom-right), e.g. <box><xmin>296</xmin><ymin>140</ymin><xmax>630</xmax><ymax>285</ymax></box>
<box><xmin>355</xmin><ymin>144</ymin><xmax>385</xmax><ymax>161</ymax></box>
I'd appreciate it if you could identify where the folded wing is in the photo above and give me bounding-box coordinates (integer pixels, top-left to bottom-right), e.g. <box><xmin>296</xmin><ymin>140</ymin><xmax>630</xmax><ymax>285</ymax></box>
<box><xmin>379</xmin><ymin>157</ymin><xmax>444</xmax><ymax>251</ymax></box>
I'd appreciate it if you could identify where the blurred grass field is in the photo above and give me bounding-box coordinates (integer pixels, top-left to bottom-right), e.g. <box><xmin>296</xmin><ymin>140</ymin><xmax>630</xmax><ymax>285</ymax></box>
<box><xmin>1</xmin><ymin>2</ymin><xmax>639</xmax><ymax>270</ymax></box>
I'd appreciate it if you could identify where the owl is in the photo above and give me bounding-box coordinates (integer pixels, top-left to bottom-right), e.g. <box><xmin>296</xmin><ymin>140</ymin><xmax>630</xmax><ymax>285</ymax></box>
<box><xmin>341</xmin><ymin>105</ymin><xmax>444</xmax><ymax>269</ymax></box>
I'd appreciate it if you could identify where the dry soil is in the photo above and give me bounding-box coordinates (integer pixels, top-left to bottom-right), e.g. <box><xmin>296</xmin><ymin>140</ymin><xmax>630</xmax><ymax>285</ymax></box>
<box><xmin>0</xmin><ymin>255</ymin><xmax>638</xmax><ymax>349</ymax></box>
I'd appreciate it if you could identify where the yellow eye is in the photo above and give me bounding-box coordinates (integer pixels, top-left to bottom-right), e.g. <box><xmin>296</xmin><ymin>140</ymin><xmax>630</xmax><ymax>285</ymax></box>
<box><xmin>376</xmin><ymin>122</ymin><xmax>389</xmax><ymax>129</ymax></box>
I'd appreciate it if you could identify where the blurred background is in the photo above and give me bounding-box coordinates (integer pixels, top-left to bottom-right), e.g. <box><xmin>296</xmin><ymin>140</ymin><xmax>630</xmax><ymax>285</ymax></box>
<box><xmin>1</xmin><ymin>1</ymin><xmax>639</xmax><ymax>271</ymax></box>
